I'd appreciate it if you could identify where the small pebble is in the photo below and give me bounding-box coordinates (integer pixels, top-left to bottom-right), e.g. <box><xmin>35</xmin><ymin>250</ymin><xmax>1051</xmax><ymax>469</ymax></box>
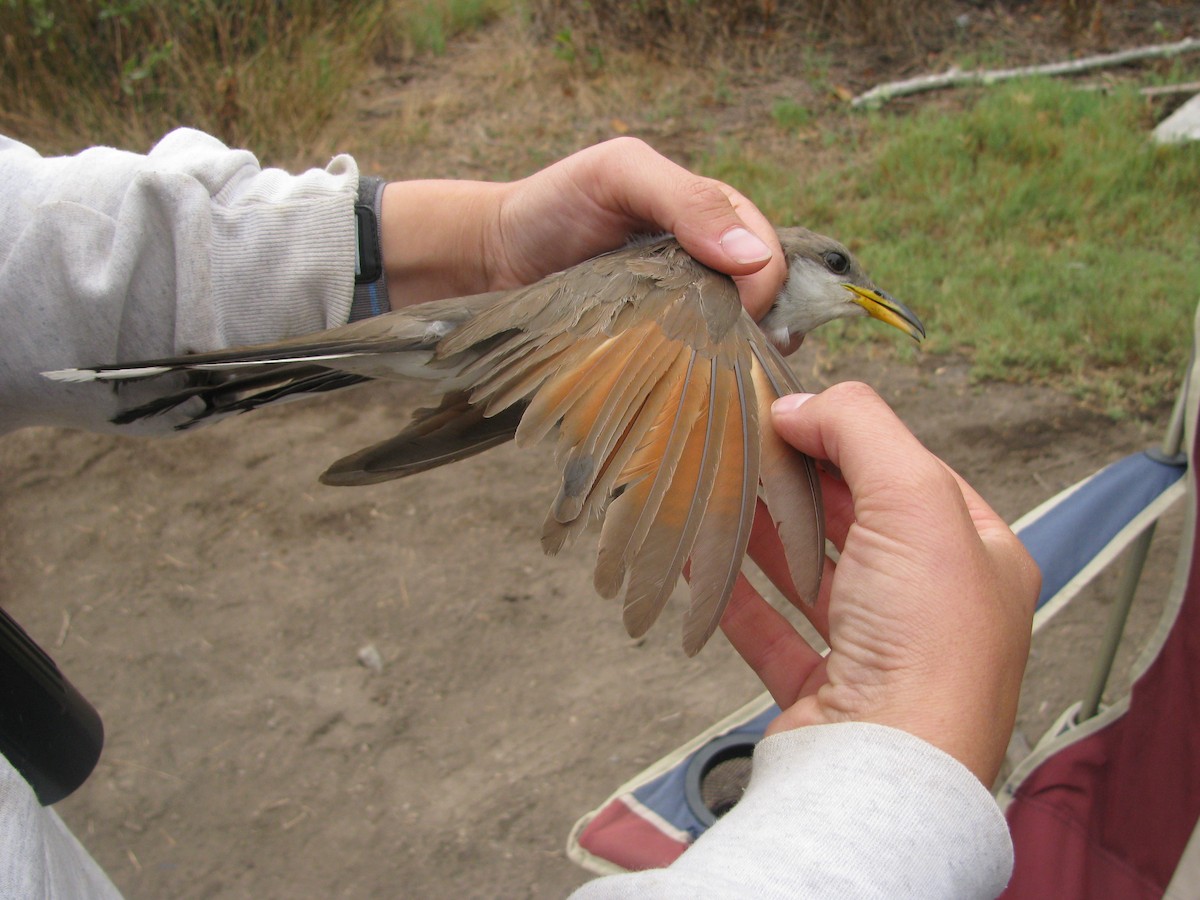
<box><xmin>357</xmin><ymin>643</ymin><xmax>384</xmax><ymax>673</ymax></box>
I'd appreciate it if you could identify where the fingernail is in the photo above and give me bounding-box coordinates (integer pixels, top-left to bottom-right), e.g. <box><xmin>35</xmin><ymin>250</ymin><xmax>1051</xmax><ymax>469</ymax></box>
<box><xmin>771</xmin><ymin>393</ymin><xmax>815</xmax><ymax>416</ymax></box>
<box><xmin>720</xmin><ymin>227</ymin><xmax>772</xmax><ymax>264</ymax></box>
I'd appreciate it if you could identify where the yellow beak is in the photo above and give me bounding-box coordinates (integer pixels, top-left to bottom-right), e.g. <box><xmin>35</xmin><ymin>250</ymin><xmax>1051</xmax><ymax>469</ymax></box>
<box><xmin>842</xmin><ymin>284</ymin><xmax>925</xmax><ymax>342</ymax></box>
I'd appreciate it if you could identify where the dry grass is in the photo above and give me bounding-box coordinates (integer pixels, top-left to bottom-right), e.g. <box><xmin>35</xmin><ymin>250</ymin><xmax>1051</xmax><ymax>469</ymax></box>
<box><xmin>345</xmin><ymin>12</ymin><xmax>786</xmax><ymax>183</ymax></box>
<box><xmin>2</xmin><ymin>0</ymin><xmax>1161</xmax><ymax>161</ymax></box>
<box><xmin>525</xmin><ymin>0</ymin><xmax>1166</xmax><ymax>73</ymax></box>
<box><xmin>0</xmin><ymin>0</ymin><xmax>383</xmax><ymax>160</ymax></box>
<box><xmin>528</xmin><ymin>0</ymin><xmax>949</xmax><ymax>60</ymax></box>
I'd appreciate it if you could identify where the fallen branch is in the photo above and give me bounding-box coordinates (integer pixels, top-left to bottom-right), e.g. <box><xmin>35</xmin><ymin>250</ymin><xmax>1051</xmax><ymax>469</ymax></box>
<box><xmin>1137</xmin><ymin>81</ymin><xmax>1200</xmax><ymax>98</ymax></box>
<box><xmin>1076</xmin><ymin>80</ymin><xmax>1200</xmax><ymax>97</ymax></box>
<box><xmin>851</xmin><ymin>36</ymin><xmax>1200</xmax><ymax>109</ymax></box>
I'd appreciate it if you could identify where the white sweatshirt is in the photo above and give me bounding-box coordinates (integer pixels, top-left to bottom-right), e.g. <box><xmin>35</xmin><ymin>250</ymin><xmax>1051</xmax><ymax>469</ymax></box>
<box><xmin>0</xmin><ymin>130</ymin><xmax>1013</xmax><ymax>898</ymax></box>
<box><xmin>0</xmin><ymin>128</ymin><xmax>358</xmax><ymax>434</ymax></box>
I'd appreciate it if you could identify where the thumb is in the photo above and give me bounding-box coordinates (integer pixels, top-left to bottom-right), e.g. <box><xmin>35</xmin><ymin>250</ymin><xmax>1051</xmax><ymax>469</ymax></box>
<box><xmin>664</xmin><ymin>181</ymin><xmax>784</xmax><ymax>320</ymax></box>
<box><xmin>584</xmin><ymin>139</ymin><xmax>784</xmax><ymax>318</ymax></box>
<box><xmin>770</xmin><ymin>383</ymin><xmax>932</xmax><ymax>497</ymax></box>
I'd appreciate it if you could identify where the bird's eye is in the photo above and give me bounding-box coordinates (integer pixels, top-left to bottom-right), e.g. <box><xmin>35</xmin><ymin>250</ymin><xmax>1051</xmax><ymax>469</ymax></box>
<box><xmin>823</xmin><ymin>251</ymin><xmax>850</xmax><ymax>275</ymax></box>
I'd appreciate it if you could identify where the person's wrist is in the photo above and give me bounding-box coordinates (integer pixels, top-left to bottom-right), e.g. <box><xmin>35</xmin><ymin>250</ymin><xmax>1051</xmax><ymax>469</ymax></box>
<box><xmin>378</xmin><ymin>179</ymin><xmax>505</xmax><ymax>308</ymax></box>
<box><xmin>768</xmin><ymin>688</ymin><xmax>1008</xmax><ymax>785</ymax></box>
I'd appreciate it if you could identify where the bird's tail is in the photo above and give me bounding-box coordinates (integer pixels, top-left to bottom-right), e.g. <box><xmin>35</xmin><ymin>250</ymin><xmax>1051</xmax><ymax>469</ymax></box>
<box><xmin>41</xmin><ymin>333</ymin><xmax>437</xmax><ymax>430</ymax></box>
<box><xmin>40</xmin><ymin>291</ymin><xmax>507</xmax><ymax>428</ymax></box>
<box><xmin>40</xmin><ymin>327</ymin><xmax>449</xmax><ymax>385</ymax></box>
<box><xmin>109</xmin><ymin>366</ymin><xmax>372</xmax><ymax>429</ymax></box>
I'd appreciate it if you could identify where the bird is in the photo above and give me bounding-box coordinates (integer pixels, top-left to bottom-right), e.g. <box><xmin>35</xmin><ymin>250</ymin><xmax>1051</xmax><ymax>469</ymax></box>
<box><xmin>44</xmin><ymin>227</ymin><xmax>924</xmax><ymax>656</ymax></box>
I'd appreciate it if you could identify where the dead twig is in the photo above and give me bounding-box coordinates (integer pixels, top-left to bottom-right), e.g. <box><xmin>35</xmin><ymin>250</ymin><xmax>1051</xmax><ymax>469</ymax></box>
<box><xmin>1076</xmin><ymin>80</ymin><xmax>1200</xmax><ymax>97</ymax></box>
<box><xmin>851</xmin><ymin>37</ymin><xmax>1200</xmax><ymax>109</ymax></box>
<box><xmin>54</xmin><ymin>609</ymin><xmax>71</xmax><ymax>648</ymax></box>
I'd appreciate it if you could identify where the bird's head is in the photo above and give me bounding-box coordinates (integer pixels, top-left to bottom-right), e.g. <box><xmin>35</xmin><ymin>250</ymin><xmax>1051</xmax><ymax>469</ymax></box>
<box><xmin>761</xmin><ymin>226</ymin><xmax>925</xmax><ymax>353</ymax></box>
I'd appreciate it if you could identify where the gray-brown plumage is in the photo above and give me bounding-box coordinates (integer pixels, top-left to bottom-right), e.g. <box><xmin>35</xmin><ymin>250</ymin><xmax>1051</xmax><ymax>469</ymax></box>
<box><xmin>45</xmin><ymin>227</ymin><xmax>923</xmax><ymax>655</ymax></box>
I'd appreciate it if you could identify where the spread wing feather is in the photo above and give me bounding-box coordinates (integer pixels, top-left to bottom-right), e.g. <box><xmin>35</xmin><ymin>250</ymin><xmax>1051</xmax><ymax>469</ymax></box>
<box><xmin>549</xmin><ymin>324</ymin><xmax>673</xmax><ymax>523</ymax></box>
<box><xmin>539</xmin><ymin>350</ymin><xmax>690</xmax><ymax>556</ymax></box>
<box><xmin>511</xmin><ymin>336</ymin><xmax>617</xmax><ymax>448</ymax></box>
<box><xmin>592</xmin><ymin>350</ymin><xmax>702</xmax><ymax>599</ymax></box>
<box><xmin>622</xmin><ymin>358</ymin><xmax>729</xmax><ymax>640</ymax></box>
<box><xmin>749</xmin><ymin>341</ymin><xmax>825</xmax><ymax>604</ymax></box>
<box><xmin>472</xmin><ymin>333</ymin><xmax>576</xmax><ymax>415</ymax></box>
<box><xmin>681</xmin><ymin>353</ymin><xmax>760</xmax><ymax>655</ymax></box>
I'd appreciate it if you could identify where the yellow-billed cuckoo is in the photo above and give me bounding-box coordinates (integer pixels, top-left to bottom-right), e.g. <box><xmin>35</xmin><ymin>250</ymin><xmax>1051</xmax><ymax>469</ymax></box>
<box><xmin>45</xmin><ymin>227</ymin><xmax>923</xmax><ymax>655</ymax></box>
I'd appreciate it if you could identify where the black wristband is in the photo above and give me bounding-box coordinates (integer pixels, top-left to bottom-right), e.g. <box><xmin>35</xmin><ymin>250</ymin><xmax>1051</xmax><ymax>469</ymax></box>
<box><xmin>349</xmin><ymin>175</ymin><xmax>390</xmax><ymax>322</ymax></box>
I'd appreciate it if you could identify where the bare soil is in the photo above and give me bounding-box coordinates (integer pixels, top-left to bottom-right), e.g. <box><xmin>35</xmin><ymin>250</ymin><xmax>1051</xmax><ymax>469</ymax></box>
<box><xmin>0</xmin><ymin>6</ymin><xmax>1192</xmax><ymax>898</ymax></box>
<box><xmin>1</xmin><ymin>343</ymin><xmax>1183</xmax><ymax>898</ymax></box>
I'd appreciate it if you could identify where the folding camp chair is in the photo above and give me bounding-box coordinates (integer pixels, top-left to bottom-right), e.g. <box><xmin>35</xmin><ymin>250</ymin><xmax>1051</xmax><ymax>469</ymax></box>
<box><xmin>998</xmin><ymin>323</ymin><xmax>1197</xmax><ymax>896</ymax></box>
<box><xmin>568</xmin><ymin>309</ymin><xmax>1197</xmax><ymax>896</ymax></box>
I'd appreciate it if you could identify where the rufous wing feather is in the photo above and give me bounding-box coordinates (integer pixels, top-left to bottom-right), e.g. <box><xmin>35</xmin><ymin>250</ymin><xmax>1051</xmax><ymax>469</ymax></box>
<box><xmin>549</xmin><ymin>323</ymin><xmax>674</xmax><ymax>523</ymax></box>
<box><xmin>592</xmin><ymin>350</ymin><xmax>704</xmax><ymax>599</ymax></box>
<box><xmin>621</xmin><ymin>358</ymin><xmax>730</xmax><ymax>640</ymax></box>
<box><xmin>681</xmin><ymin>354</ymin><xmax>760</xmax><ymax>655</ymax></box>
<box><xmin>511</xmin><ymin>336</ymin><xmax>616</xmax><ymax>449</ymax></box>
<box><xmin>539</xmin><ymin>349</ymin><xmax>690</xmax><ymax>556</ymax></box>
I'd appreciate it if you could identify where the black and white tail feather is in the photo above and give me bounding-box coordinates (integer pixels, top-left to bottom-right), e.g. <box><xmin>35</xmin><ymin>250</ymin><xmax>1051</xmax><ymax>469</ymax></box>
<box><xmin>41</xmin><ymin>291</ymin><xmax>501</xmax><ymax>428</ymax></box>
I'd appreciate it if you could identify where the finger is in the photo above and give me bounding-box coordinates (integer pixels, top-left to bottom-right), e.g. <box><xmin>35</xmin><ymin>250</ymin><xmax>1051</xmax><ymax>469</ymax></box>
<box><xmin>770</xmin><ymin>382</ymin><xmax>953</xmax><ymax>519</ymax></box>
<box><xmin>705</xmin><ymin>184</ymin><xmax>787</xmax><ymax>320</ymax></box>
<box><xmin>719</xmin><ymin>570</ymin><xmax>826</xmax><ymax>709</ymax></box>
<box><xmin>782</xmin><ymin>385</ymin><xmax>1037</xmax><ymax>610</ymax></box>
<box><xmin>745</xmin><ymin>500</ymin><xmax>834</xmax><ymax>638</ymax></box>
<box><xmin>761</xmin><ymin>392</ymin><xmax>857</xmax><ymax>548</ymax></box>
<box><xmin>581</xmin><ymin>138</ymin><xmax>786</xmax><ymax>318</ymax></box>
<box><xmin>774</xmin><ymin>382</ymin><xmax>1041</xmax><ymax>613</ymax></box>
<box><xmin>657</xmin><ymin>180</ymin><xmax>783</xmax><ymax>320</ymax></box>
<box><xmin>814</xmin><ymin>468</ymin><xmax>855</xmax><ymax>549</ymax></box>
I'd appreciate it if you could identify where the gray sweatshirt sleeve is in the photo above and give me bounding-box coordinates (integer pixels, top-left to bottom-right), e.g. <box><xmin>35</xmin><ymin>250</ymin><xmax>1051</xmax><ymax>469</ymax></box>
<box><xmin>0</xmin><ymin>129</ymin><xmax>359</xmax><ymax>434</ymax></box>
<box><xmin>572</xmin><ymin>723</ymin><xmax>1013</xmax><ymax>899</ymax></box>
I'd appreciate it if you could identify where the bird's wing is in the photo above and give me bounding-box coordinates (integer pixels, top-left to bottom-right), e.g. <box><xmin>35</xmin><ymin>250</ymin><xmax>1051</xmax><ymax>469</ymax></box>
<box><xmin>415</xmin><ymin>239</ymin><xmax>823</xmax><ymax>654</ymax></box>
<box><xmin>320</xmin><ymin>392</ymin><xmax>527</xmax><ymax>485</ymax></box>
<box><xmin>41</xmin><ymin>236</ymin><xmax>825</xmax><ymax>653</ymax></box>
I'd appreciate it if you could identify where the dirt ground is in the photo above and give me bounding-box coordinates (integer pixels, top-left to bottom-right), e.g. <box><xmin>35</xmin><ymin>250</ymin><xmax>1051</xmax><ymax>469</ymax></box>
<box><xmin>1</xmin><ymin>341</ymin><xmax>1185</xmax><ymax>898</ymax></box>
<box><xmin>1</xmin><ymin>6</ymin><xmax>1194</xmax><ymax>898</ymax></box>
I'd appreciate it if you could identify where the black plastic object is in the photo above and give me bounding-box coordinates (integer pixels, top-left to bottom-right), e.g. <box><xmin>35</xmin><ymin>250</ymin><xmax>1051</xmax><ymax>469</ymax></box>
<box><xmin>684</xmin><ymin>733</ymin><xmax>758</xmax><ymax>827</ymax></box>
<box><xmin>0</xmin><ymin>606</ymin><xmax>103</xmax><ymax>805</ymax></box>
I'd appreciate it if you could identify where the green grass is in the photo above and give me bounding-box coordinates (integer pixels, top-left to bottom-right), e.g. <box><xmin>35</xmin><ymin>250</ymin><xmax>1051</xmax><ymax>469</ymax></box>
<box><xmin>402</xmin><ymin>0</ymin><xmax>505</xmax><ymax>56</ymax></box>
<box><xmin>701</xmin><ymin>78</ymin><xmax>1200</xmax><ymax>413</ymax></box>
<box><xmin>771</xmin><ymin>97</ymin><xmax>814</xmax><ymax>132</ymax></box>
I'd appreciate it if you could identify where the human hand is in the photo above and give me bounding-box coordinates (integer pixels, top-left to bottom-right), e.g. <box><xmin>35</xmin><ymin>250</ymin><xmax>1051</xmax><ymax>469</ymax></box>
<box><xmin>379</xmin><ymin>137</ymin><xmax>785</xmax><ymax>318</ymax></box>
<box><xmin>719</xmin><ymin>383</ymin><xmax>1040</xmax><ymax>785</ymax></box>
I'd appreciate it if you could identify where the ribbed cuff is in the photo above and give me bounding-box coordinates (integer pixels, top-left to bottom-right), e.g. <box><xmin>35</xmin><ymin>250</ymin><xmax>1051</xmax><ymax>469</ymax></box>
<box><xmin>199</xmin><ymin>156</ymin><xmax>359</xmax><ymax>349</ymax></box>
